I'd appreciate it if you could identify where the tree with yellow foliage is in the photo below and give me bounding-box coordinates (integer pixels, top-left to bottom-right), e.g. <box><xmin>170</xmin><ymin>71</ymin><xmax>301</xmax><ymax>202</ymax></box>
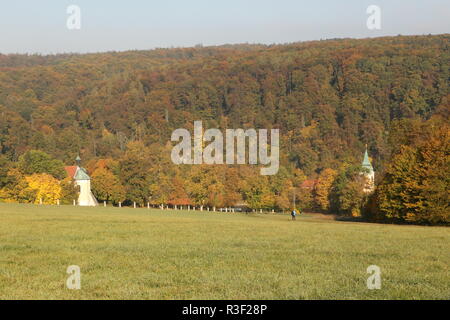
<box><xmin>371</xmin><ymin>118</ymin><xmax>449</xmax><ymax>225</ymax></box>
<box><xmin>314</xmin><ymin>168</ymin><xmax>337</xmax><ymax>212</ymax></box>
<box><xmin>25</xmin><ymin>173</ymin><xmax>61</xmax><ymax>204</ymax></box>
<box><xmin>91</xmin><ymin>167</ymin><xmax>125</xmax><ymax>205</ymax></box>
<box><xmin>0</xmin><ymin>168</ymin><xmax>37</xmax><ymax>203</ymax></box>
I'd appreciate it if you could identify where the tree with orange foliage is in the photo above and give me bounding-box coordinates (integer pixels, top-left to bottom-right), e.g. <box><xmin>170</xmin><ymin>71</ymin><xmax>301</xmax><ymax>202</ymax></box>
<box><xmin>372</xmin><ymin>118</ymin><xmax>449</xmax><ymax>224</ymax></box>
<box><xmin>314</xmin><ymin>168</ymin><xmax>337</xmax><ymax>212</ymax></box>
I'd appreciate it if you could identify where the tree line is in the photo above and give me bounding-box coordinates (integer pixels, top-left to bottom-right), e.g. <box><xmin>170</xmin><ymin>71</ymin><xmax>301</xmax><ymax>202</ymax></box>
<box><xmin>0</xmin><ymin>35</ymin><xmax>448</xmax><ymax>224</ymax></box>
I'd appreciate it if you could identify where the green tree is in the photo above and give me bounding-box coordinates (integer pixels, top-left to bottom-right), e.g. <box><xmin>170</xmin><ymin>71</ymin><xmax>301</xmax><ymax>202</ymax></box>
<box><xmin>119</xmin><ymin>141</ymin><xmax>151</xmax><ymax>206</ymax></box>
<box><xmin>336</xmin><ymin>176</ymin><xmax>366</xmax><ymax>217</ymax></box>
<box><xmin>18</xmin><ymin>150</ymin><xmax>66</xmax><ymax>179</ymax></box>
<box><xmin>60</xmin><ymin>177</ymin><xmax>79</xmax><ymax>205</ymax></box>
<box><xmin>0</xmin><ymin>155</ymin><xmax>11</xmax><ymax>189</ymax></box>
<box><xmin>330</xmin><ymin>165</ymin><xmax>367</xmax><ymax>216</ymax></box>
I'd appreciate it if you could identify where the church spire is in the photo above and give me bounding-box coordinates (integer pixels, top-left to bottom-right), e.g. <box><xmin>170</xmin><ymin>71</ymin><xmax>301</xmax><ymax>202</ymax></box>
<box><xmin>362</xmin><ymin>146</ymin><xmax>374</xmax><ymax>172</ymax></box>
<box><xmin>75</xmin><ymin>155</ymin><xmax>81</xmax><ymax>167</ymax></box>
<box><xmin>361</xmin><ymin>146</ymin><xmax>375</xmax><ymax>193</ymax></box>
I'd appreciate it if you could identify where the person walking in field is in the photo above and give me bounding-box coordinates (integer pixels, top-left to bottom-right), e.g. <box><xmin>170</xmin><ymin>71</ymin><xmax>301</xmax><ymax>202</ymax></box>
<box><xmin>291</xmin><ymin>209</ymin><xmax>297</xmax><ymax>221</ymax></box>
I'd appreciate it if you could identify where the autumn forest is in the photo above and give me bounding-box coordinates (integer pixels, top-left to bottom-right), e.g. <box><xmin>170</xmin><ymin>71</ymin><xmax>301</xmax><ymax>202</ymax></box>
<box><xmin>0</xmin><ymin>34</ymin><xmax>448</xmax><ymax>225</ymax></box>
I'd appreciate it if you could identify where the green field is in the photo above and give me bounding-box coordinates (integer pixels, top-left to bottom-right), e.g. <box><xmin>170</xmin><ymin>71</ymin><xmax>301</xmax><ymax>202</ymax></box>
<box><xmin>0</xmin><ymin>203</ymin><xmax>448</xmax><ymax>300</ymax></box>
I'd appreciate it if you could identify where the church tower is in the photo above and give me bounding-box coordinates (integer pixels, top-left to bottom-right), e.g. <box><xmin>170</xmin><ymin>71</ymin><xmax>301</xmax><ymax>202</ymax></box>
<box><xmin>361</xmin><ymin>147</ymin><xmax>375</xmax><ymax>193</ymax></box>
<box><xmin>64</xmin><ymin>156</ymin><xmax>98</xmax><ymax>206</ymax></box>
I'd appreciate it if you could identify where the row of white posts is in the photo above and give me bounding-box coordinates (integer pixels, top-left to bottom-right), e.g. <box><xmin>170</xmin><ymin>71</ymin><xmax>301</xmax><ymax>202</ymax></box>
<box><xmin>39</xmin><ymin>198</ymin><xmax>234</xmax><ymax>212</ymax></box>
<box><xmin>39</xmin><ymin>198</ymin><xmax>61</xmax><ymax>205</ymax></box>
<box><xmin>38</xmin><ymin>198</ymin><xmax>276</xmax><ymax>214</ymax></box>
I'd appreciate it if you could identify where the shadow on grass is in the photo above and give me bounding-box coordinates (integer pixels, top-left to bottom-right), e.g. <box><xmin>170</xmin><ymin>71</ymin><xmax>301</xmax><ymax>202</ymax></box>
<box><xmin>334</xmin><ymin>215</ymin><xmax>365</xmax><ymax>223</ymax></box>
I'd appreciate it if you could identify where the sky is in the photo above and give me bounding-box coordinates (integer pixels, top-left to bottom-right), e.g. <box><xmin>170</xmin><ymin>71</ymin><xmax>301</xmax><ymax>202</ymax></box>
<box><xmin>0</xmin><ymin>0</ymin><xmax>448</xmax><ymax>54</ymax></box>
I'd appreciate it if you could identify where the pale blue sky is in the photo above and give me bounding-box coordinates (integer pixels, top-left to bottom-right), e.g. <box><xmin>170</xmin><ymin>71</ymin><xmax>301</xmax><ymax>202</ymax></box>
<box><xmin>0</xmin><ymin>0</ymin><xmax>448</xmax><ymax>54</ymax></box>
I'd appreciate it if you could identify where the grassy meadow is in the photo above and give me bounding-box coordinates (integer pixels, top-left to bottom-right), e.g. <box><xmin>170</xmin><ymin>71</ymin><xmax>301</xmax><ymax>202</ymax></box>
<box><xmin>0</xmin><ymin>203</ymin><xmax>448</xmax><ymax>300</ymax></box>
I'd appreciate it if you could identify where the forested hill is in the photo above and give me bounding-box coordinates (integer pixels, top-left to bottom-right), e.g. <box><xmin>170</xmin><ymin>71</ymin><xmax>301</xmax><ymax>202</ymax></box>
<box><xmin>0</xmin><ymin>35</ymin><xmax>449</xmax><ymax>217</ymax></box>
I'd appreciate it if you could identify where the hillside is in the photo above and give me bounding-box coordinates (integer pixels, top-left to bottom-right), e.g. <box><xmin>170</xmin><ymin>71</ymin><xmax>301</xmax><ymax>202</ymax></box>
<box><xmin>0</xmin><ymin>35</ymin><xmax>449</xmax><ymax>219</ymax></box>
<box><xmin>0</xmin><ymin>35</ymin><xmax>448</xmax><ymax>163</ymax></box>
